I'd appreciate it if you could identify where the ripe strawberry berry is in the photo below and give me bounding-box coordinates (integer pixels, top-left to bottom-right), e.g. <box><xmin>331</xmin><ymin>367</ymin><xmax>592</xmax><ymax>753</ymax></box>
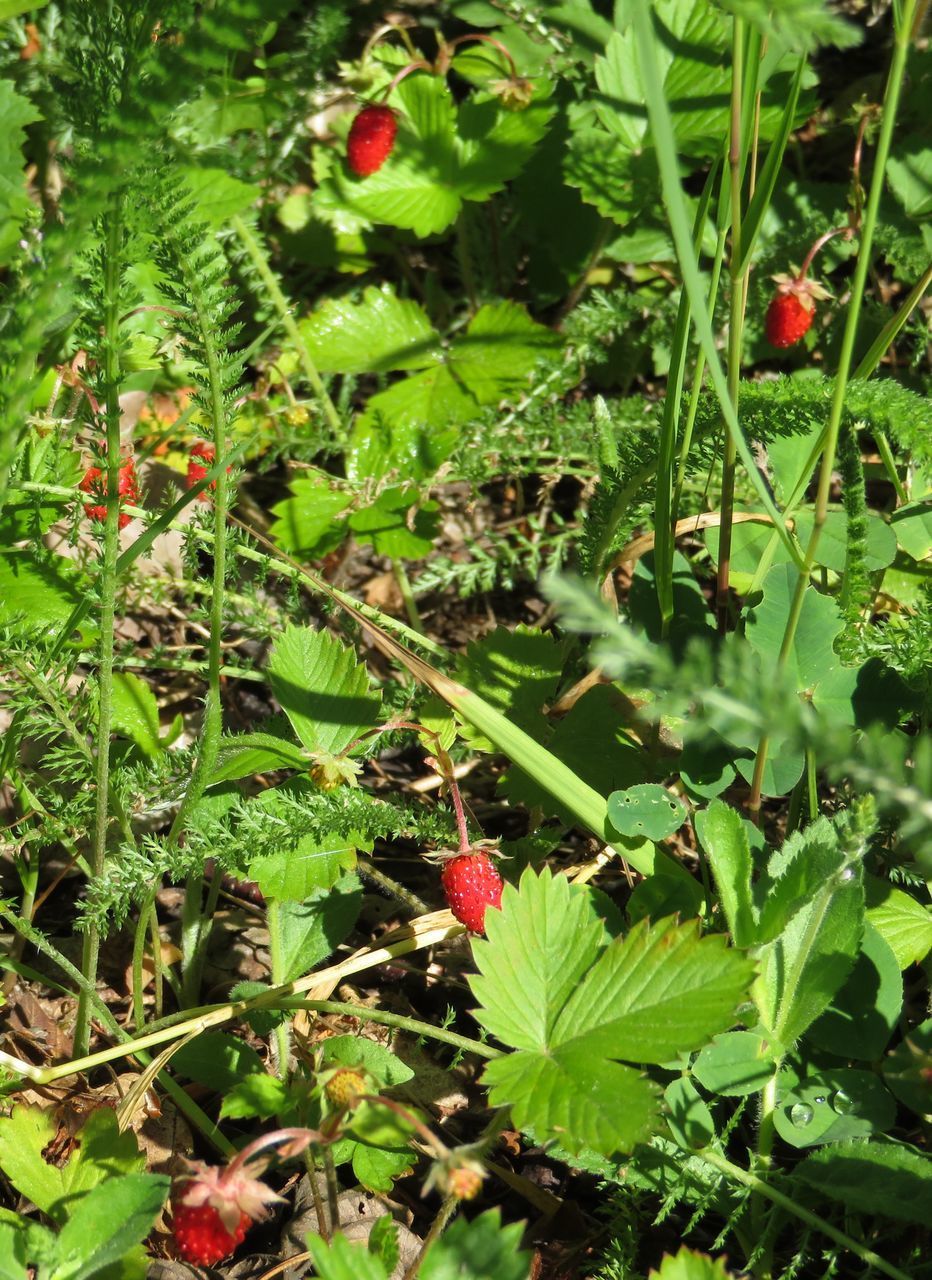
<box><xmin>765</xmin><ymin>292</ymin><xmax>813</xmax><ymax>348</ymax></box>
<box><xmin>441</xmin><ymin>851</ymin><xmax>503</xmax><ymax>934</ymax></box>
<box><xmin>172</xmin><ymin>1201</ymin><xmax>251</xmax><ymax>1266</ymax></box>
<box><xmin>347</xmin><ymin>104</ymin><xmax>397</xmax><ymax>177</ymax></box>
<box><xmin>765</xmin><ymin>273</ymin><xmax>831</xmax><ymax>349</ymax></box>
<box><xmin>80</xmin><ymin>457</ymin><xmax>139</xmax><ymax>529</ymax></box>
<box><xmin>170</xmin><ymin>1159</ymin><xmax>281</xmax><ymax>1266</ymax></box>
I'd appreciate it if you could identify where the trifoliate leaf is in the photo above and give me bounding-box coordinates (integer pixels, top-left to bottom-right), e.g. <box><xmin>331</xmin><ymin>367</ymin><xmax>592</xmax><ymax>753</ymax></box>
<box><xmin>470</xmin><ymin>868</ymin><xmax>754</xmax><ymax>1155</ymax></box>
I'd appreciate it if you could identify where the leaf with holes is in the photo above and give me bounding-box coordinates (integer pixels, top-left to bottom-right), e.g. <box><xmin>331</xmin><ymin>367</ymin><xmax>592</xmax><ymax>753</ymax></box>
<box><xmin>608</xmin><ymin>784</ymin><xmax>687</xmax><ymax>840</ymax></box>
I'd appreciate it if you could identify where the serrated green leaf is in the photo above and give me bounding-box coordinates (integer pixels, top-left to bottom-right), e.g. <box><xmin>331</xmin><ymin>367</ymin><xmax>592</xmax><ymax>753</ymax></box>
<box><xmin>552</xmin><ymin>916</ymin><xmax>755</xmax><ymax>1063</ymax></box>
<box><xmin>421</xmin><ymin>1208</ymin><xmax>533</xmax><ymax>1280</ymax></box>
<box><xmin>795</xmin><ymin>1140</ymin><xmax>932</xmax><ymax>1225</ymax></box>
<box><xmin>298</xmin><ymin>286</ymin><xmax>442</xmax><ymax>374</ymax></box>
<box><xmin>269</xmin><ymin>475</ymin><xmax>353</xmax><ymax>558</ymax></box>
<box><xmin>793</xmin><ymin>510</ymin><xmax>897</xmax><ymax>574</ymax></box>
<box><xmin>471</xmin><ymin>869</ymin><xmax>752</xmax><ymax>1155</ymax></box>
<box><xmin>745</xmin><ymin>565</ymin><xmax>845</xmax><ymax>693</ymax></box>
<box><xmin>322</xmin><ymin>1034</ymin><xmax>414</xmax><ymax>1087</ymax></box>
<box><xmin>0</xmin><ymin>551</ymin><xmax>89</xmax><ymax>634</ymax></box>
<box><xmin>451</xmin><ymin>301</ymin><xmax>562</xmax><ymax>403</ymax></box>
<box><xmin>181</xmin><ymin>166</ymin><xmax>261</xmax><ymax>228</ymax></box>
<box><xmin>753</xmin><ymin>820</ymin><xmax>864</xmax><ymax>1047</ymax></box>
<box><xmin>481</xmin><ymin>1044</ymin><xmax>658</xmax><ymax>1155</ymax></box>
<box><xmin>455</xmin><ymin>625</ymin><xmax>567</xmax><ymax>752</ymax></box>
<box><xmin>0</xmin><ymin>80</ymin><xmax>42</xmax><ymax>266</ymax></box>
<box><xmin>209</xmin><ymin>732</ymin><xmax>310</xmax><ymax>784</ymax></box>
<box><xmin>694</xmin><ymin>802</ymin><xmax>756</xmax><ymax>947</ymax></box>
<box><xmin>470</xmin><ymin>868</ymin><xmax>606</xmax><ymax>1050</ymax></box>
<box><xmin>275</xmin><ymin>873</ymin><xmax>362</xmax><ymax>979</ymax></box>
<box><xmin>650</xmin><ymin>1250</ymin><xmax>733</xmax><ymax>1280</ymax></box>
<box><xmin>110</xmin><ymin>673</ymin><xmax>164</xmax><ymax>757</ymax></box>
<box><xmin>0</xmin><ymin>1107</ymin><xmax>63</xmax><ymax>1217</ymax></box>
<box><xmin>220</xmin><ymin>1074</ymin><xmax>290</xmax><ymax>1121</ymax></box>
<box><xmin>692</xmin><ymin>1031</ymin><xmax>775</xmax><ymax>1097</ymax></box>
<box><xmin>348</xmin><ymin>487</ymin><xmax>439</xmax><ymax>559</ymax></box>
<box><xmin>172</xmin><ymin>1032</ymin><xmax>264</xmax><ymax>1090</ymax></box>
<box><xmin>267</xmin><ymin>624</ymin><xmax>380</xmax><ymax>756</ymax></box>
<box><xmin>52</xmin><ymin>1174</ymin><xmax>169</xmax><ymax>1280</ymax></box>
<box><xmin>249</xmin><ymin>837</ymin><xmax>358</xmax><ymax>901</ymax></box>
<box><xmin>350</xmin><ymin>1142</ymin><xmax>415</xmax><ymax>1194</ymax></box>
<box><xmin>59</xmin><ymin>1108</ymin><xmax>146</xmax><ymax>1205</ymax></box>
<box><xmin>306</xmin><ymin>1230</ymin><xmax>390</xmax><ymax>1280</ymax></box>
<box><xmin>865</xmin><ymin>876</ymin><xmax>932</xmax><ymax>969</ymax></box>
<box><xmin>608</xmin><ymin>784</ymin><xmax>686</xmax><ymax>840</ymax></box>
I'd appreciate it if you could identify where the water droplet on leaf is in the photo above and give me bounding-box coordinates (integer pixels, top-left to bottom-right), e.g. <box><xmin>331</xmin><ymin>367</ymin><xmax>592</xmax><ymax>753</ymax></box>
<box><xmin>790</xmin><ymin>1102</ymin><xmax>813</xmax><ymax>1127</ymax></box>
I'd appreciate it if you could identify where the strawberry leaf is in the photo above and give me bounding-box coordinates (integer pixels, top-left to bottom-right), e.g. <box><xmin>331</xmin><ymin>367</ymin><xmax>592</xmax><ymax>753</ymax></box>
<box><xmin>267</xmin><ymin>624</ymin><xmax>381</xmax><ymax>756</ymax></box>
<box><xmin>470</xmin><ymin>868</ymin><xmax>755</xmax><ymax>1155</ymax></box>
<box><xmin>297</xmin><ymin>285</ymin><xmax>442</xmax><ymax>374</ymax></box>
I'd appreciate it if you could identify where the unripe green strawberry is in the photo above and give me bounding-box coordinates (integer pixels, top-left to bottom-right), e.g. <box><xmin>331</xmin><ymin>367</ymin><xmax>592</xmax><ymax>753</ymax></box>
<box><xmin>324</xmin><ymin>1067</ymin><xmax>367</xmax><ymax>1109</ymax></box>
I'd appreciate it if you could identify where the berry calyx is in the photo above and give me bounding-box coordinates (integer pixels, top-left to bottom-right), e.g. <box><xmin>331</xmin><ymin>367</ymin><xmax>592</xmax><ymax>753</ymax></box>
<box><xmin>347</xmin><ymin>104</ymin><xmax>397</xmax><ymax>177</ymax></box>
<box><xmin>171</xmin><ymin>1201</ymin><xmax>251</xmax><ymax>1266</ymax></box>
<box><xmin>79</xmin><ymin>457</ymin><xmax>139</xmax><ymax>529</ymax></box>
<box><xmin>440</xmin><ymin>851</ymin><xmax>503</xmax><ymax>935</ymax></box>
<box><xmin>170</xmin><ymin>1158</ymin><xmax>282</xmax><ymax>1266</ymax></box>
<box><xmin>765</xmin><ymin>274</ymin><xmax>831</xmax><ymax>349</ymax></box>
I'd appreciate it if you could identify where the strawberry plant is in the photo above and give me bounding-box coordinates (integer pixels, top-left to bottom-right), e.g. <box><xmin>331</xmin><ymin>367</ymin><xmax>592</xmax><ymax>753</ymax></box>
<box><xmin>0</xmin><ymin>1</ymin><xmax>929</xmax><ymax>1278</ymax></box>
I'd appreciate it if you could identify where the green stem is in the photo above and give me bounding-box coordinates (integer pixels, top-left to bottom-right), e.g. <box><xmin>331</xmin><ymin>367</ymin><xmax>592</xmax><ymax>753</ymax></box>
<box><xmin>747</xmin><ymin>0</ymin><xmax>918</xmax><ymax>812</ymax></box>
<box><xmin>699</xmin><ymin>1147</ymin><xmax>914</xmax><ymax>1280</ymax></box>
<box><xmin>131</xmin><ymin>885</ymin><xmax>158</xmax><ymax>1032</ymax></box>
<box><xmin>392</xmin><ymin>559</ymin><xmax>424</xmax><ymax>633</ymax></box>
<box><xmin>717</xmin><ymin>16</ymin><xmax>747</xmax><ymax>624</ymax></box>
<box><xmin>267</xmin><ymin>898</ymin><xmax>292</xmax><ymax>1076</ymax></box>
<box><xmin>403</xmin><ymin>1194</ymin><xmax>460</xmax><ymax>1280</ymax></box>
<box><xmin>20</xmin><ymin>919</ymin><xmax>466</xmax><ymax>1086</ymax></box>
<box><xmin>231</xmin><ymin>214</ymin><xmax>343</xmax><ymax>440</ymax></box>
<box><xmin>75</xmin><ymin>201</ymin><xmax>126</xmax><ymax>1059</ymax></box>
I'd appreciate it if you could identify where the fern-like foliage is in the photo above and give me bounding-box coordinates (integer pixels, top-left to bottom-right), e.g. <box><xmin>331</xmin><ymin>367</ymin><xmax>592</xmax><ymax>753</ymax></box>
<box><xmin>692</xmin><ymin>374</ymin><xmax>931</xmax><ymax>465</ymax></box>
<box><xmin>81</xmin><ymin>781</ymin><xmax>458</xmax><ymax>932</ymax></box>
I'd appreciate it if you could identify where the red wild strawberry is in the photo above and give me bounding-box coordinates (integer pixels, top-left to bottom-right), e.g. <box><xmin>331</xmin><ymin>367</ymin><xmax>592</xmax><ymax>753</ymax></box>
<box><xmin>765</xmin><ymin>292</ymin><xmax>813</xmax><ymax>348</ymax></box>
<box><xmin>172</xmin><ymin>1201</ymin><xmax>251</xmax><ymax>1266</ymax></box>
<box><xmin>170</xmin><ymin>1158</ymin><xmax>282</xmax><ymax>1266</ymax></box>
<box><xmin>765</xmin><ymin>273</ymin><xmax>832</xmax><ymax>349</ymax></box>
<box><xmin>347</xmin><ymin>104</ymin><xmax>397</xmax><ymax>177</ymax></box>
<box><xmin>441</xmin><ymin>851</ymin><xmax>503</xmax><ymax>935</ymax></box>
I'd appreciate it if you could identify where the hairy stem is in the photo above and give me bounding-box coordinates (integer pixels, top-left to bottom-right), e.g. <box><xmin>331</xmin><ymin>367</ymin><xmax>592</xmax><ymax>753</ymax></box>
<box><xmin>231</xmin><ymin>214</ymin><xmax>342</xmax><ymax>440</ymax></box>
<box><xmin>75</xmin><ymin>202</ymin><xmax>125</xmax><ymax>1058</ymax></box>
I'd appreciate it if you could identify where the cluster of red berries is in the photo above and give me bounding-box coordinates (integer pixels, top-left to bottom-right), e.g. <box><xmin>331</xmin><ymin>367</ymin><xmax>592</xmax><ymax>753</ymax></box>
<box><xmin>79</xmin><ymin>457</ymin><xmax>139</xmax><ymax>529</ymax></box>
